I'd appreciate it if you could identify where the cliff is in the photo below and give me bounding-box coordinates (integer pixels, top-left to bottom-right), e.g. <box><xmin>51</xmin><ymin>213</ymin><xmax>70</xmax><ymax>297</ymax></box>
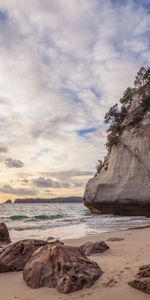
<box><xmin>83</xmin><ymin>82</ymin><xmax>150</xmax><ymax>216</ymax></box>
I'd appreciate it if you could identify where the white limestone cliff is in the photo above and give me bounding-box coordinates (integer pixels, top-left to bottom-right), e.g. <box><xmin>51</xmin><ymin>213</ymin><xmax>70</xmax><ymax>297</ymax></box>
<box><xmin>84</xmin><ymin>83</ymin><xmax>150</xmax><ymax>216</ymax></box>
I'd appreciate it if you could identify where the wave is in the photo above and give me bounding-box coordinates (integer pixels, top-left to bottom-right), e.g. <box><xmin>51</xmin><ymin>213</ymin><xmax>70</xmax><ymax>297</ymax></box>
<box><xmin>9</xmin><ymin>213</ymin><xmax>65</xmax><ymax>221</ymax></box>
<box><xmin>34</xmin><ymin>214</ymin><xmax>64</xmax><ymax>220</ymax></box>
<box><xmin>10</xmin><ymin>215</ymin><xmax>29</xmax><ymax>221</ymax></box>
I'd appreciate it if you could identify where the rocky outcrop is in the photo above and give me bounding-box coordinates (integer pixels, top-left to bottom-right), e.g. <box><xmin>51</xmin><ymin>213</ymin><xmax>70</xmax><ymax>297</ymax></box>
<box><xmin>80</xmin><ymin>241</ymin><xmax>109</xmax><ymax>256</ymax></box>
<box><xmin>5</xmin><ymin>199</ymin><xmax>12</xmax><ymax>203</ymax></box>
<box><xmin>84</xmin><ymin>82</ymin><xmax>150</xmax><ymax>216</ymax></box>
<box><xmin>0</xmin><ymin>239</ymin><xmax>51</xmax><ymax>272</ymax></box>
<box><xmin>23</xmin><ymin>244</ymin><xmax>102</xmax><ymax>293</ymax></box>
<box><xmin>129</xmin><ymin>265</ymin><xmax>150</xmax><ymax>294</ymax></box>
<box><xmin>0</xmin><ymin>223</ymin><xmax>11</xmax><ymax>244</ymax></box>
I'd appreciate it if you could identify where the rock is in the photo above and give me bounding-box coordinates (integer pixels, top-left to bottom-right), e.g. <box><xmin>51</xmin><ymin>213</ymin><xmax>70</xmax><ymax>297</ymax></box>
<box><xmin>138</xmin><ymin>264</ymin><xmax>150</xmax><ymax>277</ymax></box>
<box><xmin>23</xmin><ymin>244</ymin><xmax>103</xmax><ymax>293</ymax></box>
<box><xmin>47</xmin><ymin>236</ymin><xmax>55</xmax><ymax>241</ymax></box>
<box><xmin>0</xmin><ymin>246</ymin><xmax>5</xmax><ymax>255</ymax></box>
<box><xmin>107</xmin><ymin>237</ymin><xmax>124</xmax><ymax>242</ymax></box>
<box><xmin>80</xmin><ymin>241</ymin><xmax>109</xmax><ymax>256</ymax></box>
<box><xmin>5</xmin><ymin>199</ymin><xmax>12</xmax><ymax>204</ymax></box>
<box><xmin>84</xmin><ymin>82</ymin><xmax>150</xmax><ymax>216</ymax></box>
<box><xmin>0</xmin><ymin>223</ymin><xmax>11</xmax><ymax>244</ymax></box>
<box><xmin>129</xmin><ymin>265</ymin><xmax>150</xmax><ymax>294</ymax></box>
<box><xmin>47</xmin><ymin>237</ymin><xmax>61</xmax><ymax>243</ymax></box>
<box><xmin>0</xmin><ymin>239</ymin><xmax>51</xmax><ymax>272</ymax></box>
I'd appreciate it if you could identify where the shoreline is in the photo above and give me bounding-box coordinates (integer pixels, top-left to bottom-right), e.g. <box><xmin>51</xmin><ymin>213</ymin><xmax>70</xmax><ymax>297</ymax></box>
<box><xmin>64</xmin><ymin>223</ymin><xmax>150</xmax><ymax>242</ymax></box>
<box><xmin>0</xmin><ymin>227</ymin><xmax>150</xmax><ymax>299</ymax></box>
<box><xmin>8</xmin><ymin>221</ymin><xmax>150</xmax><ymax>244</ymax></box>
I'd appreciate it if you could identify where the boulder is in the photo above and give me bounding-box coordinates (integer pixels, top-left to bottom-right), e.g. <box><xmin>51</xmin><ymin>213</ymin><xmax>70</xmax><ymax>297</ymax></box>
<box><xmin>0</xmin><ymin>239</ymin><xmax>57</xmax><ymax>272</ymax></box>
<box><xmin>129</xmin><ymin>264</ymin><xmax>150</xmax><ymax>294</ymax></box>
<box><xmin>80</xmin><ymin>241</ymin><xmax>109</xmax><ymax>256</ymax></box>
<box><xmin>23</xmin><ymin>244</ymin><xmax>103</xmax><ymax>293</ymax></box>
<box><xmin>0</xmin><ymin>223</ymin><xmax>11</xmax><ymax>244</ymax></box>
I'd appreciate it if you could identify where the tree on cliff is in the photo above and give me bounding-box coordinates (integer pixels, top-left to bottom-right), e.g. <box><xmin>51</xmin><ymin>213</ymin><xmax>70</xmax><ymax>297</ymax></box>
<box><xmin>134</xmin><ymin>67</ymin><xmax>150</xmax><ymax>89</ymax></box>
<box><xmin>104</xmin><ymin>66</ymin><xmax>150</xmax><ymax>151</ymax></box>
<box><xmin>120</xmin><ymin>87</ymin><xmax>136</xmax><ymax>106</ymax></box>
<box><xmin>96</xmin><ymin>160</ymin><xmax>103</xmax><ymax>174</ymax></box>
<box><xmin>104</xmin><ymin>104</ymin><xmax>126</xmax><ymax>149</ymax></box>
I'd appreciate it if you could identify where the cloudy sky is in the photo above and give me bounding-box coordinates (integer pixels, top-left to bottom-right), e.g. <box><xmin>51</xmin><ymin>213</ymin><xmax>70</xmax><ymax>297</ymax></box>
<box><xmin>0</xmin><ymin>0</ymin><xmax>150</xmax><ymax>202</ymax></box>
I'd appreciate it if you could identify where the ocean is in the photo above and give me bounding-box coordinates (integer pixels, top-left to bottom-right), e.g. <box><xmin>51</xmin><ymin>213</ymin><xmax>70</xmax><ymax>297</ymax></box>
<box><xmin>0</xmin><ymin>203</ymin><xmax>150</xmax><ymax>241</ymax></box>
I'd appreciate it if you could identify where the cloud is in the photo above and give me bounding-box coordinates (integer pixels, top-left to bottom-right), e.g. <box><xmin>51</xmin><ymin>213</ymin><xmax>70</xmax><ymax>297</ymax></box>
<box><xmin>0</xmin><ymin>184</ymin><xmax>38</xmax><ymax>195</ymax></box>
<box><xmin>5</xmin><ymin>158</ymin><xmax>24</xmax><ymax>168</ymax></box>
<box><xmin>0</xmin><ymin>146</ymin><xmax>8</xmax><ymax>153</ymax></box>
<box><xmin>32</xmin><ymin>176</ymin><xmax>61</xmax><ymax>188</ymax></box>
<box><xmin>39</xmin><ymin>169</ymin><xmax>95</xmax><ymax>189</ymax></box>
<box><xmin>0</xmin><ymin>0</ymin><xmax>149</xmax><ymax>199</ymax></box>
<box><xmin>20</xmin><ymin>178</ymin><xmax>29</xmax><ymax>185</ymax></box>
<box><xmin>42</xmin><ymin>169</ymin><xmax>94</xmax><ymax>179</ymax></box>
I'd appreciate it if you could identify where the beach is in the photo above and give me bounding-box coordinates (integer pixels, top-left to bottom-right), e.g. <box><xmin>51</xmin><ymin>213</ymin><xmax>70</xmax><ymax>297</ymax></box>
<box><xmin>0</xmin><ymin>227</ymin><xmax>150</xmax><ymax>300</ymax></box>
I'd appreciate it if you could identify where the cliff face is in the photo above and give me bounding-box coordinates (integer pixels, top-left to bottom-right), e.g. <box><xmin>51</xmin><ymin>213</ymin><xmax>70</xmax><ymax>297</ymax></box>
<box><xmin>84</xmin><ymin>83</ymin><xmax>150</xmax><ymax>216</ymax></box>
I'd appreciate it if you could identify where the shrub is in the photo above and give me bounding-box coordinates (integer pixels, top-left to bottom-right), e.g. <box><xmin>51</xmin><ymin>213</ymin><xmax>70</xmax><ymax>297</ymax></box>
<box><xmin>104</xmin><ymin>66</ymin><xmax>150</xmax><ymax>151</ymax></box>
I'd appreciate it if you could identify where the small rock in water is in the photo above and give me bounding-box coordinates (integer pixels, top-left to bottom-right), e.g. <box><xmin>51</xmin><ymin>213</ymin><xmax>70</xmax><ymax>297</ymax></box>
<box><xmin>0</xmin><ymin>223</ymin><xmax>11</xmax><ymax>244</ymax></box>
<box><xmin>23</xmin><ymin>244</ymin><xmax>103</xmax><ymax>293</ymax></box>
<box><xmin>80</xmin><ymin>241</ymin><xmax>109</xmax><ymax>256</ymax></box>
<box><xmin>129</xmin><ymin>264</ymin><xmax>150</xmax><ymax>294</ymax></box>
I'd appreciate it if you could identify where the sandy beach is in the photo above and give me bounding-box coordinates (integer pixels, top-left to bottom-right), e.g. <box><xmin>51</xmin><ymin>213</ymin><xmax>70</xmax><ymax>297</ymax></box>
<box><xmin>0</xmin><ymin>227</ymin><xmax>150</xmax><ymax>300</ymax></box>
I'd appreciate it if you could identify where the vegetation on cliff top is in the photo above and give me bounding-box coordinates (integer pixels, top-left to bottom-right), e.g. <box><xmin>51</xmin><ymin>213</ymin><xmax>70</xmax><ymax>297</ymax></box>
<box><xmin>104</xmin><ymin>67</ymin><xmax>150</xmax><ymax>150</ymax></box>
<box><xmin>95</xmin><ymin>67</ymin><xmax>150</xmax><ymax>175</ymax></box>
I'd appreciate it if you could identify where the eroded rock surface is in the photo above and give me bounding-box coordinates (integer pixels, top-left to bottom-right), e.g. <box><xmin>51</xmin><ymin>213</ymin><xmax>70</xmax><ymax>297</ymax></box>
<box><xmin>80</xmin><ymin>241</ymin><xmax>109</xmax><ymax>256</ymax></box>
<box><xmin>0</xmin><ymin>239</ymin><xmax>50</xmax><ymax>272</ymax></box>
<box><xmin>23</xmin><ymin>244</ymin><xmax>103</xmax><ymax>293</ymax></box>
<box><xmin>129</xmin><ymin>265</ymin><xmax>150</xmax><ymax>294</ymax></box>
<box><xmin>0</xmin><ymin>223</ymin><xmax>11</xmax><ymax>244</ymax></box>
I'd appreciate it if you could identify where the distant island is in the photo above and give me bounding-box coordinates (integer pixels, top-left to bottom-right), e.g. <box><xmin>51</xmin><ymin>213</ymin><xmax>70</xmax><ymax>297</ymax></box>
<box><xmin>13</xmin><ymin>196</ymin><xmax>82</xmax><ymax>204</ymax></box>
<box><xmin>5</xmin><ymin>199</ymin><xmax>12</xmax><ymax>204</ymax></box>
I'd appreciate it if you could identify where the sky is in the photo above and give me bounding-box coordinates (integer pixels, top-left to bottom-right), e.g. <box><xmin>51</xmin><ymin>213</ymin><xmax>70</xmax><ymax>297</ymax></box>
<box><xmin>0</xmin><ymin>0</ymin><xmax>150</xmax><ymax>202</ymax></box>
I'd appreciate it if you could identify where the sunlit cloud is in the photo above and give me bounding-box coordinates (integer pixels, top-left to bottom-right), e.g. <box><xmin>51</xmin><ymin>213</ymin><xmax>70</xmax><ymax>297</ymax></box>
<box><xmin>0</xmin><ymin>0</ymin><xmax>149</xmax><ymax>200</ymax></box>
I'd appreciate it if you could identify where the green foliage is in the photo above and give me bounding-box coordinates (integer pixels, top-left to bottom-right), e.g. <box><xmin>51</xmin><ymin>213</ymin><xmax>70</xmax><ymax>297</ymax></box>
<box><xmin>104</xmin><ymin>66</ymin><xmax>150</xmax><ymax>151</ymax></box>
<box><xmin>120</xmin><ymin>87</ymin><xmax>136</xmax><ymax>105</ymax></box>
<box><xmin>96</xmin><ymin>160</ymin><xmax>103</xmax><ymax>174</ymax></box>
<box><xmin>104</xmin><ymin>104</ymin><xmax>120</xmax><ymax>125</ymax></box>
<box><xmin>128</xmin><ymin>112</ymin><xmax>143</xmax><ymax>127</ymax></box>
<box><xmin>128</xmin><ymin>96</ymin><xmax>150</xmax><ymax>127</ymax></box>
<box><xmin>134</xmin><ymin>67</ymin><xmax>150</xmax><ymax>89</ymax></box>
<box><xmin>95</xmin><ymin>66</ymin><xmax>150</xmax><ymax>173</ymax></box>
<box><xmin>104</xmin><ymin>103</ymin><xmax>126</xmax><ymax>150</ymax></box>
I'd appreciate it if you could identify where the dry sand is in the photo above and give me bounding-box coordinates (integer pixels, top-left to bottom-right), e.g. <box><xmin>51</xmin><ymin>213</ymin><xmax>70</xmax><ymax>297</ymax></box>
<box><xmin>0</xmin><ymin>227</ymin><xmax>150</xmax><ymax>300</ymax></box>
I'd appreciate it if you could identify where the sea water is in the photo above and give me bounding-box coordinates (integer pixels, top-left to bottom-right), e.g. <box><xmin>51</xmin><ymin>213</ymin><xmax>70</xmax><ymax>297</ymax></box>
<box><xmin>0</xmin><ymin>203</ymin><xmax>150</xmax><ymax>241</ymax></box>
